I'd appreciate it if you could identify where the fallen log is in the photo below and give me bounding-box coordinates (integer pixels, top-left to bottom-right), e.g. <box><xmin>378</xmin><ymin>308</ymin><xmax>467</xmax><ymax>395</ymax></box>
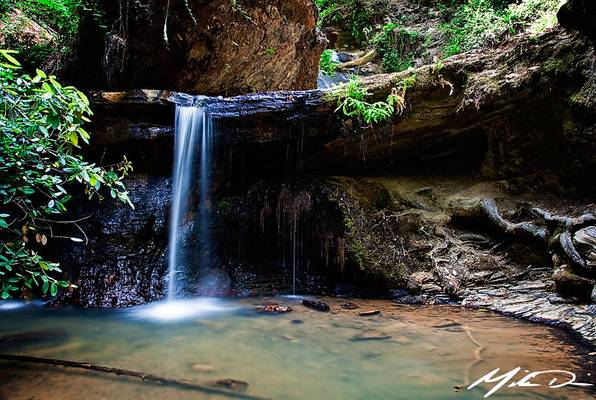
<box><xmin>0</xmin><ymin>354</ymin><xmax>270</xmax><ymax>400</ymax></box>
<box><xmin>336</xmin><ymin>50</ymin><xmax>376</xmax><ymax>70</ymax></box>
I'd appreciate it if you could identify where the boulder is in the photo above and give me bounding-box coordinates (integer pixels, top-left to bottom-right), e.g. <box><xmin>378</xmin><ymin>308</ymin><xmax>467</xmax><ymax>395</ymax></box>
<box><xmin>75</xmin><ymin>0</ymin><xmax>326</xmax><ymax>95</ymax></box>
<box><xmin>302</xmin><ymin>298</ymin><xmax>330</xmax><ymax>312</ymax></box>
<box><xmin>552</xmin><ymin>264</ymin><xmax>595</xmax><ymax>300</ymax></box>
<box><xmin>558</xmin><ymin>0</ymin><xmax>596</xmax><ymax>42</ymax></box>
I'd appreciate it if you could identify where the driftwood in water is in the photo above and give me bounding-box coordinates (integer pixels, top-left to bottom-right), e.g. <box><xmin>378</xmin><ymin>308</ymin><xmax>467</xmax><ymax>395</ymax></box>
<box><xmin>462</xmin><ymin>325</ymin><xmax>485</xmax><ymax>387</ymax></box>
<box><xmin>0</xmin><ymin>354</ymin><xmax>270</xmax><ymax>400</ymax></box>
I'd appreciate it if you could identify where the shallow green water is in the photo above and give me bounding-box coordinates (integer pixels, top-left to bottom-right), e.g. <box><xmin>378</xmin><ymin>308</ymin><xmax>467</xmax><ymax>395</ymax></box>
<box><xmin>0</xmin><ymin>297</ymin><xmax>593</xmax><ymax>400</ymax></box>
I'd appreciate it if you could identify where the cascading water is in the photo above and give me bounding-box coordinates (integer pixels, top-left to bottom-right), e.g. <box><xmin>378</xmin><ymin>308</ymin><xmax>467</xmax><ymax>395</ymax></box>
<box><xmin>167</xmin><ymin>105</ymin><xmax>213</xmax><ymax>300</ymax></box>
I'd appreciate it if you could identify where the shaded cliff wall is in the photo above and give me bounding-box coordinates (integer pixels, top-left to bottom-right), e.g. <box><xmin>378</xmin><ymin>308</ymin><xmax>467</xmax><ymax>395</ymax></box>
<box><xmin>74</xmin><ymin>0</ymin><xmax>326</xmax><ymax>95</ymax></box>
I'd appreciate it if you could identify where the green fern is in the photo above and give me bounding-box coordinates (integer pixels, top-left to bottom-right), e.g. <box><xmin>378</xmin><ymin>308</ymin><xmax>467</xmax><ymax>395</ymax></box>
<box><xmin>333</xmin><ymin>78</ymin><xmax>400</xmax><ymax>125</ymax></box>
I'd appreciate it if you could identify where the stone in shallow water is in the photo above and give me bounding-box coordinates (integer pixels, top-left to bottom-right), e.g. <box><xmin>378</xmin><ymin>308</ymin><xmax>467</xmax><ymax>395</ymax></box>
<box><xmin>302</xmin><ymin>298</ymin><xmax>330</xmax><ymax>312</ymax></box>
<box><xmin>432</xmin><ymin>320</ymin><xmax>462</xmax><ymax>329</ymax></box>
<box><xmin>340</xmin><ymin>302</ymin><xmax>360</xmax><ymax>310</ymax></box>
<box><xmin>257</xmin><ymin>303</ymin><xmax>292</xmax><ymax>313</ymax></box>
<box><xmin>394</xmin><ymin>335</ymin><xmax>410</xmax><ymax>344</ymax></box>
<box><xmin>351</xmin><ymin>331</ymin><xmax>392</xmax><ymax>341</ymax></box>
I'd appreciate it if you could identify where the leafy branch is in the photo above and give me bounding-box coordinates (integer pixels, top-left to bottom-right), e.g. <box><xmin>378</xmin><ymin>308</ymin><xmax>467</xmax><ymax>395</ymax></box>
<box><xmin>0</xmin><ymin>49</ymin><xmax>133</xmax><ymax>299</ymax></box>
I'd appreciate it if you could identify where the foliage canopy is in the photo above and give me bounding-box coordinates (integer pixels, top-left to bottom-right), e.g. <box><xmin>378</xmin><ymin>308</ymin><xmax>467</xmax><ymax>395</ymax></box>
<box><xmin>0</xmin><ymin>50</ymin><xmax>132</xmax><ymax>299</ymax></box>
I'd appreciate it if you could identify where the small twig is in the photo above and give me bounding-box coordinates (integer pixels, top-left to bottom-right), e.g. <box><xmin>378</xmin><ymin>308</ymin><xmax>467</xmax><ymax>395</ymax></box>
<box><xmin>34</xmin><ymin>214</ymin><xmax>94</xmax><ymax>224</ymax></box>
<box><xmin>0</xmin><ymin>354</ymin><xmax>270</xmax><ymax>400</ymax></box>
<box><xmin>73</xmin><ymin>222</ymin><xmax>89</xmax><ymax>245</ymax></box>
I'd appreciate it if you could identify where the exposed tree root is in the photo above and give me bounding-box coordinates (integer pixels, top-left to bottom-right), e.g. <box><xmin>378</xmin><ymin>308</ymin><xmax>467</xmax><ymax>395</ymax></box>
<box><xmin>480</xmin><ymin>198</ymin><xmax>548</xmax><ymax>242</ymax></box>
<box><xmin>449</xmin><ymin>197</ymin><xmax>595</xmax><ymax>298</ymax></box>
<box><xmin>559</xmin><ymin>231</ymin><xmax>589</xmax><ymax>272</ymax></box>
<box><xmin>0</xmin><ymin>354</ymin><xmax>269</xmax><ymax>400</ymax></box>
<box><xmin>462</xmin><ymin>198</ymin><xmax>595</xmax><ymax>274</ymax></box>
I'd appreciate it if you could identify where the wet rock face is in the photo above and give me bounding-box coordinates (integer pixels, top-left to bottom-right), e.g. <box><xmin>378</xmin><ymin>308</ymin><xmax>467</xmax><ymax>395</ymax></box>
<box><xmin>56</xmin><ymin>177</ymin><xmax>170</xmax><ymax>308</ymax></box>
<box><xmin>75</xmin><ymin>0</ymin><xmax>325</xmax><ymax>95</ymax></box>
<box><xmin>216</xmin><ymin>178</ymin><xmax>399</xmax><ymax>296</ymax></box>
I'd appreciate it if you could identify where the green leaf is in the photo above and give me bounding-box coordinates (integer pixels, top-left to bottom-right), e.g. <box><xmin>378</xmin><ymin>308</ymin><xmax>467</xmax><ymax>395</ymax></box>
<box><xmin>69</xmin><ymin>131</ymin><xmax>79</xmax><ymax>146</ymax></box>
<box><xmin>50</xmin><ymin>282</ymin><xmax>58</xmax><ymax>297</ymax></box>
<box><xmin>0</xmin><ymin>50</ymin><xmax>21</xmax><ymax>67</ymax></box>
<box><xmin>79</xmin><ymin>92</ymin><xmax>90</xmax><ymax>106</ymax></box>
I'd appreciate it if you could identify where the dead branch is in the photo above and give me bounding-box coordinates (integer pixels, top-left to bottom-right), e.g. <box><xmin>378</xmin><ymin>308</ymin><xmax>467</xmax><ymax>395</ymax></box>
<box><xmin>0</xmin><ymin>354</ymin><xmax>270</xmax><ymax>400</ymax></box>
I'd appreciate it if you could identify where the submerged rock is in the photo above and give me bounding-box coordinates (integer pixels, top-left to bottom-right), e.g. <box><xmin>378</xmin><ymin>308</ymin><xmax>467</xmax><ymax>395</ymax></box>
<box><xmin>351</xmin><ymin>332</ymin><xmax>392</xmax><ymax>341</ymax></box>
<box><xmin>340</xmin><ymin>302</ymin><xmax>360</xmax><ymax>310</ymax></box>
<box><xmin>191</xmin><ymin>363</ymin><xmax>216</xmax><ymax>373</ymax></box>
<box><xmin>432</xmin><ymin>321</ymin><xmax>462</xmax><ymax>329</ymax></box>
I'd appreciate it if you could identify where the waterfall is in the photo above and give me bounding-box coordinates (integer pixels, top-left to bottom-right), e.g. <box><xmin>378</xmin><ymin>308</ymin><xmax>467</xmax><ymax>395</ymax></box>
<box><xmin>167</xmin><ymin>105</ymin><xmax>213</xmax><ymax>300</ymax></box>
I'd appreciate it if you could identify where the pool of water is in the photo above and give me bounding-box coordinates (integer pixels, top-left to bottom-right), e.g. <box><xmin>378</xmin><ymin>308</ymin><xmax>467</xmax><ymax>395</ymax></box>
<box><xmin>0</xmin><ymin>297</ymin><xmax>593</xmax><ymax>400</ymax></box>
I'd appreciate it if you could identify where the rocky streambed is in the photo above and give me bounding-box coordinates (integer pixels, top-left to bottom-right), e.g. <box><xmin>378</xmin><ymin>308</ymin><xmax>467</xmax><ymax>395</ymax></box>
<box><xmin>0</xmin><ymin>297</ymin><xmax>594</xmax><ymax>400</ymax></box>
